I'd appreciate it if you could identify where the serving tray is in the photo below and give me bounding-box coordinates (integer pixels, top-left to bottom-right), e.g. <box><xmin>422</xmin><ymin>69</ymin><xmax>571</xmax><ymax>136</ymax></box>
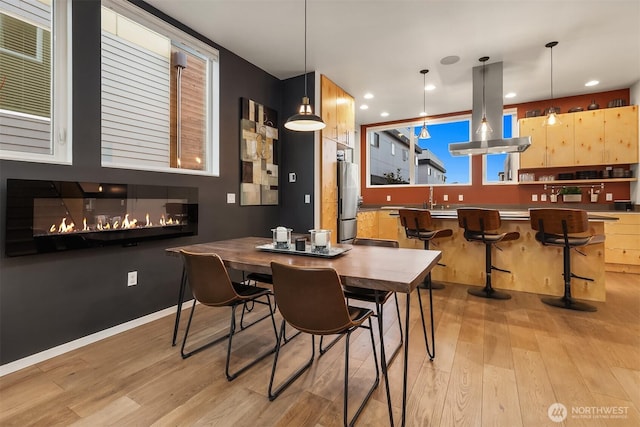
<box><xmin>256</xmin><ymin>243</ymin><xmax>351</xmax><ymax>258</ymax></box>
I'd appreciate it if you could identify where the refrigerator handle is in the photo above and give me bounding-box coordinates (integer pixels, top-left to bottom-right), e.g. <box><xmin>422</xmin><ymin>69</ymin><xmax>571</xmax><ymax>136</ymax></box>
<box><xmin>338</xmin><ymin>198</ymin><xmax>342</xmax><ymax>215</ymax></box>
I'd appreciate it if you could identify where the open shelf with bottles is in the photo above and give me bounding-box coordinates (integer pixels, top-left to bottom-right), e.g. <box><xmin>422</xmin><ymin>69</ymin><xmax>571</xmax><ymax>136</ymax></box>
<box><xmin>518</xmin><ymin>178</ymin><xmax>636</xmax><ymax>185</ymax></box>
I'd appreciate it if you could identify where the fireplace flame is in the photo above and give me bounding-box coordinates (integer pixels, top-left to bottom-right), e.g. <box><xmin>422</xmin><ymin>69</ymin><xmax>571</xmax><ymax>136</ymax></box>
<box><xmin>49</xmin><ymin>213</ymin><xmax>184</xmax><ymax>235</ymax></box>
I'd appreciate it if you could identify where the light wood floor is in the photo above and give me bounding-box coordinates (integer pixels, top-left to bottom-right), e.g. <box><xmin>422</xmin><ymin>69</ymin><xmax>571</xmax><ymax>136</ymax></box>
<box><xmin>1</xmin><ymin>272</ymin><xmax>639</xmax><ymax>426</ymax></box>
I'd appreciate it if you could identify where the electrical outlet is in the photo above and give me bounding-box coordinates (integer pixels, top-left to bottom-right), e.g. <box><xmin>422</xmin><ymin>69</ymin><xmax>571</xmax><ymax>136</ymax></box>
<box><xmin>386</xmin><ymin>195</ymin><xmax>391</xmax><ymax>201</ymax></box>
<box><xmin>443</xmin><ymin>194</ymin><xmax>448</xmax><ymax>201</ymax></box>
<box><xmin>606</xmin><ymin>193</ymin><xmax>613</xmax><ymax>201</ymax></box>
<box><xmin>288</xmin><ymin>172</ymin><xmax>296</xmax><ymax>183</ymax></box>
<box><xmin>458</xmin><ymin>194</ymin><xmax>464</xmax><ymax>202</ymax></box>
<box><xmin>226</xmin><ymin>193</ymin><xmax>236</xmax><ymax>204</ymax></box>
<box><xmin>304</xmin><ymin>194</ymin><xmax>310</xmax><ymax>204</ymax></box>
<box><xmin>541</xmin><ymin>194</ymin><xmax>547</xmax><ymax>202</ymax></box>
<box><xmin>531</xmin><ymin>194</ymin><xmax>538</xmax><ymax>202</ymax></box>
<box><xmin>127</xmin><ymin>271</ymin><xmax>138</xmax><ymax>286</ymax></box>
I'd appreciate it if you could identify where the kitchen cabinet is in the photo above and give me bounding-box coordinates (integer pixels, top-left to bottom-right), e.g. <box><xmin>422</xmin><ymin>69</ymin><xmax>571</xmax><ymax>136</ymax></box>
<box><xmin>321</xmin><ymin>75</ymin><xmax>355</xmax><ymax>147</ymax></box>
<box><xmin>520</xmin><ymin>105</ymin><xmax>638</xmax><ymax>169</ymax></box>
<box><xmin>575</xmin><ymin>106</ymin><xmax>639</xmax><ymax>165</ymax></box>
<box><xmin>605</xmin><ymin>105</ymin><xmax>639</xmax><ymax>164</ymax></box>
<box><xmin>602</xmin><ymin>213</ymin><xmax>640</xmax><ymax>274</ymax></box>
<box><xmin>355</xmin><ymin>209</ymin><xmax>400</xmax><ymax>240</ymax></box>
<box><xmin>519</xmin><ymin>113</ymin><xmax>574</xmax><ymax>168</ymax></box>
<box><xmin>356</xmin><ymin>211</ymin><xmax>378</xmax><ymax>238</ymax></box>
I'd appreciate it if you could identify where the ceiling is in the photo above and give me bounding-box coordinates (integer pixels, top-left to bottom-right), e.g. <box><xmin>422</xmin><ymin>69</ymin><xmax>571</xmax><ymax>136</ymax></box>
<box><xmin>143</xmin><ymin>0</ymin><xmax>640</xmax><ymax>126</ymax></box>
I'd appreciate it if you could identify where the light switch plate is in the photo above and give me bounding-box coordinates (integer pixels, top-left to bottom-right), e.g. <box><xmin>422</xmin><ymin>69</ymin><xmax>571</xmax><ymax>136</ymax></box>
<box><xmin>458</xmin><ymin>194</ymin><xmax>464</xmax><ymax>202</ymax></box>
<box><xmin>443</xmin><ymin>194</ymin><xmax>449</xmax><ymax>201</ymax></box>
<box><xmin>386</xmin><ymin>195</ymin><xmax>391</xmax><ymax>201</ymax></box>
<box><xmin>541</xmin><ymin>194</ymin><xmax>547</xmax><ymax>202</ymax></box>
<box><xmin>304</xmin><ymin>194</ymin><xmax>310</xmax><ymax>204</ymax></box>
<box><xmin>226</xmin><ymin>193</ymin><xmax>236</xmax><ymax>204</ymax></box>
<box><xmin>532</xmin><ymin>194</ymin><xmax>538</xmax><ymax>202</ymax></box>
<box><xmin>606</xmin><ymin>193</ymin><xmax>613</xmax><ymax>201</ymax></box>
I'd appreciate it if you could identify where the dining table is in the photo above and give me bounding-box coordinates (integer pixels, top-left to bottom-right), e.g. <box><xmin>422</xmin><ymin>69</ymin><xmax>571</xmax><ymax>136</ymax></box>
<box><xmin>166</xmin><ymin>236</ymin><xmax>442</xmax><ymax>426</ymax></box>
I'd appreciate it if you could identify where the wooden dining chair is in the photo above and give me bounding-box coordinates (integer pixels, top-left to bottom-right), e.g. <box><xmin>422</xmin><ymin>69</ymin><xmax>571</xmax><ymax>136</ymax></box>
<box><xmin>457</xmin><ymin>208</ymin><xmax>520</xmax><ymax>299</ymax></box>
<box><xmin>529</xmin><ymin>208</ymin><xmax>605</xmax><ymax>312</ymax></box>
<box><xmin>268</xmin><ymin>262</ymin><xmax>380</xmax><ymax>427</ymax></box>
<box><xmin>179</xmin><ymin>250</ymin><xmax>278</xmax><ymax>381</ymax></box>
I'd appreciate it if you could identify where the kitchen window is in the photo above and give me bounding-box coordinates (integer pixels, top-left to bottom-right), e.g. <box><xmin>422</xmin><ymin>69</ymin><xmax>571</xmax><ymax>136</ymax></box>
<box><xmin>100</xmin><ymin>1</ymin><xmax>219</xmax><ymax>176</ymax></box>
<box><xmin>483</xmin><ymin>111</ymin><xmax>520</xmax><ymax>183</ymax></box>
<box><xmin>0</xmin><ymin>0</ymin><xmax>72</xmax><ymax>164</ymax></box>
<box><xmin>366</xmin><ymin>115</ymin><xmax>472</xmax><ymax>187</ymax></box>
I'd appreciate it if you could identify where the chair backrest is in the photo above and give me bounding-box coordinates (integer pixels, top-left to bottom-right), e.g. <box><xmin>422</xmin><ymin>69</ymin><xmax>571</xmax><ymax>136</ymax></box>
<box><xmin>180</xmin><ymin>250</ymin><xmax>238</xmax><ymax>306</ymax></box>
<box><xmin>270</xmin><ymin>262</ymin><xmax>354</xmax><ymax>335</ymax></box>
<box><xmin>399</xmin><ymin>208</ymin><xmax>423</xmax><ymax>236</ymax></box>
<box><xmin>457</xmin><ymin>208</ymin><xmax>501</xmax><ymax>232</ymax></box>
<box><xmin>529</xmin><ymin>208</ymin><xmax>589</xmax><ymax>235</ymax></box>
<box><xmin>352</xmin><ymin>237</ymin><xmax>399</xmax><ymax>248</ymax></box>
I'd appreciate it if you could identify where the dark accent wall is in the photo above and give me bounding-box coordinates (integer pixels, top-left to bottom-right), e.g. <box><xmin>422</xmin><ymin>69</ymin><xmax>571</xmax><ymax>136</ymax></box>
<box><xmin>278</xmin><ymin>74</ymin><xmax>316</xmax><ymax>233</ymax></box>
<box><xmin>0</xmin><ymin>0</ymin><xmax>312</xmax><ymax>364</ymax></box>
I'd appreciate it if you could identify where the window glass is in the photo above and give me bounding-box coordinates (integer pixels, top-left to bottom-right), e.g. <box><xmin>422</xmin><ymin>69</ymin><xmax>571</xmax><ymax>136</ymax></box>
<box><xmin>366</xmin><ymin>115</ymin><xmax>471</xmax><ymax>186</ymax></box>
<box><xmin>100</xmin><ymin>1</ymin><xmax>219</xmax><ymax>175</ymax></box>
<box><xmin>484</xmin><ymin>112</ymin><xmax>519</xmax><ymax>183</ymax></box>
<box><xmin>0</xmin><ymin>0</ymin><xmax>71</xmax><ymax>163</ymax></box>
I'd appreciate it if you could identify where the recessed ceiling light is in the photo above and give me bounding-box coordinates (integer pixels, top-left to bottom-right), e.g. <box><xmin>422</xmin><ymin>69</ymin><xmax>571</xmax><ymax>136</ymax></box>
<box><xmin>360</xmin><ymin>104</ymin><xmax>369</xmax><ymax>110</ymax></box>
<box><xmin>380</xmin><ymin>112</ymin><xmax>389</xmax><ymax>117</ymax></box>
<box><xmin>585</xmin><ymin>80</ymin><xmax>599</xmax><ymax>87</ymax></box>
<box><xmin>425</xmin><ymin>84</ymin><xmax>436</xmax><ymax>91</ymax></box>
<box><xmin>364</xmin><ymin>93</ymin><xmax>374</xmax><ymax>99</ymax></box>
<box><xmin>440</xmin><ymin>55</ymin><xmax>460</xmax><ymax>65</ymax></box>
<box><xmin>505</xmin><ymin>92</ymin><xmax>516</xmax><ymax>99</ymax></box>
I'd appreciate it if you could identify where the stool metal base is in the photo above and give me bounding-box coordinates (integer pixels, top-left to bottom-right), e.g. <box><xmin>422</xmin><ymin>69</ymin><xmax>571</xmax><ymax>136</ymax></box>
<box><xmin>541</xmin><ymin>296</ymin><xmax>597</xmax><ymax>312</ymax></box>
<box><xmin>468</xmin><ymin>287</ymin><xmax>511</xmax><ymax>300</ymax></box>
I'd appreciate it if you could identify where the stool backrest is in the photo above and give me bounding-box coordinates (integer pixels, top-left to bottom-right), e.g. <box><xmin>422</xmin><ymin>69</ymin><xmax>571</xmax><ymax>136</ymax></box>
<box><xmin>399</xmin><ymin>209</ymin><xmax>420</xmax><ymax>237</ymax></box>
<box><xmin>270</xmin><ymin>262</ymin><xmax>354</xmax><ymax>335</ymax></box>
<box><xmin>529</xmin><ymin>208</ymin><xmax>589</xmax><ymax>235</ymax></box>
<box><xmin>180</xmin><ymin>250</ymin><xmax>238</xmax><ymax>306</ymax></box>
<box><xmin>457</xmin><ymin>208</ymin><xmax>501</xmax><ymax>232</ymax></box>
<box><xmin>352</xmin><ymin>237</ymin><xmax>399</xmax><ymax>248</ymax></box>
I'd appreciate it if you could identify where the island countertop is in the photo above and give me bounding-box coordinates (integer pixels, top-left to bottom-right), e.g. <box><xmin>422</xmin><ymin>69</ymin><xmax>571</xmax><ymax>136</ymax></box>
<box><xmin>371</xmin><ymin>206</ymin><xmax>620</xmax><ymax>221</ymax></box>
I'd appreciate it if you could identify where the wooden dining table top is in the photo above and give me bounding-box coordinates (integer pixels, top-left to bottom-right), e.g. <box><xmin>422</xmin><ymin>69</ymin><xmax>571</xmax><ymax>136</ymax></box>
<box><xmin>166</xmin><ymin>236</ymin><xmax>441</xmax><ymax>294</ymax></box>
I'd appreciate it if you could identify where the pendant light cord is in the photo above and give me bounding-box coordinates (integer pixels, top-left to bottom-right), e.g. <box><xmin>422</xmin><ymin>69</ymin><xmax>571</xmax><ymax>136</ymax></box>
<box><xmin>423</xmin><ymin>72</ymin><xmax>426</xmax><ymax>126</ymax></box>
<box><xmin>303</xmin><ymin>0</ymin><xmax>308</xmax><ymax>98</ymax></box>
<box><xmin>482</xmin><ymin>61</ymin><xmax>486</xmax><ymax>117</ymax></box>
<box><xmin>550</xmin><ymin>45</ymin><xmax>554</xmax><ymax>100</ymax></box>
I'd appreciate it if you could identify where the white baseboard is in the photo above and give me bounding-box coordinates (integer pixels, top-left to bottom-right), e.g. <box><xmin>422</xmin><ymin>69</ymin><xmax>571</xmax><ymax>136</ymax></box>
<box><xmin>0</xmin><ymin>301</ymin><xmax>192</xmax><ymax>377</ymax></box>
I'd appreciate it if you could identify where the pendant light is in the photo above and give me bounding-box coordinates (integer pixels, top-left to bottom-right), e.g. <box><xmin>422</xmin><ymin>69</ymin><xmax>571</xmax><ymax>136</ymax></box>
<box><xmin>284</xmin><ymin>0</ymin><xmax>326</xmax><ymax>132</ymax></box>
<box><xmin>543</xmin><ymin>41</ymin><xmax>561</xmax><ymax>126</ymax></box>
<box><xmin>418</xmin><ymin>69</ymin><xmax>431</xmax><ymax>139</ymax></box>
<box><xmin>475</xmin><ymin>56</ymin><xmax>493</xmax><ymax>140</ymax></box>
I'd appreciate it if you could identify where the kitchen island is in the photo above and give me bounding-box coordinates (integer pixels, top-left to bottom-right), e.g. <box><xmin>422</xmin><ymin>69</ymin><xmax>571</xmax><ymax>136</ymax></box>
<box><xmin>358</xmin><ymin>207</ymin><xmax>616</xmax><ymax>302</ymax></box>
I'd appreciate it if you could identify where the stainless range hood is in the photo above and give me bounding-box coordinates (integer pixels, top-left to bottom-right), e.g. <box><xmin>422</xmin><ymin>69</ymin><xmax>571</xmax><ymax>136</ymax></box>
<box><xmin>449</xmin><ymin>61</ymin><xmax>531</xmax><ymax>156</ymax></box>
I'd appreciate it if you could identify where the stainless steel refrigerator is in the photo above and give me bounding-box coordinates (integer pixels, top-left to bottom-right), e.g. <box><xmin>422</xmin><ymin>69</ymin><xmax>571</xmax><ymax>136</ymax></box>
<box><xmin>337</xmin><ymin>161</ymin><xmax>359</xmax><ymax>243</ymax></box>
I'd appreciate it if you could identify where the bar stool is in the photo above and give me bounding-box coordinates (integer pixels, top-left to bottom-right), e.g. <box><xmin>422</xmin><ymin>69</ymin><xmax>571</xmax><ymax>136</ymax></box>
<box><xmin>457</xmin><ymin>208</ymin><xmax>520</xmax><ymax>300</ymax></box>
<box><xmin>529</xmin><ymin>208</ymin><xmax>605</xmax><ymax>312</ymax></box>
<box><xmin>398</xmin><ymin>208</ymin><xmax>452</xmax><ymax>290</ymax></box>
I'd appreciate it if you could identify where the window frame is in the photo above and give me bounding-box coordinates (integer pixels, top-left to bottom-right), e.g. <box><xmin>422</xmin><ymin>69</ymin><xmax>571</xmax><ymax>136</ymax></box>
<box><xmin>365</xmin><ymin>113</ymin><xmax>473</xmax><ymax>188</ymax></box>
<box><xmin>0</xmin><ymin>0</ymin><xmax>72</xmax><ymax>165</ymax></box>
<box><xmin>481</xmin><ymin>108</ymin><xmax>521</xmax><ymax>185</ymax></box>
<box><xmin>100</xmin><ymin>0</ymin><xmax>220</xmax><ymax>176</ymax></box>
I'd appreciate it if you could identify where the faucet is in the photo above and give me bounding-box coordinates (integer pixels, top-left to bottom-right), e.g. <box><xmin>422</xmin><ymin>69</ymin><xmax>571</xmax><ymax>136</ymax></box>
<box><xmin>428</xmin><ymin>186</ymin><xmax>436</xmax><ymax>210</ymax></box>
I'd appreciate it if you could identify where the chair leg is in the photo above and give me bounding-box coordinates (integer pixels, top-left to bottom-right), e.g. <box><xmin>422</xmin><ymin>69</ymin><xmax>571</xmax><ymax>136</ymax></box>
<box><xmin>541</xmin><ymin>246</ymin><xmax>597</xmax><ymax>312</ymax></box>
<box><xmin>375</xmin><ymin>294</ymin><xmax>395</xmax><ymax>427</ymax></box>
<box><xmin>344</xmin><ymin>317</ymin><xmax>380</xmax><ymax>427</ymax></box>
<box><xmin>239</xmin><ymin>295</ymin><xmax>276</xmax><ymax>330</ymax></box>
<box><xmin>319</xmin><ymin>332</ymin><xmax>346</xmax><ymax>356</ymax></box>
<box><xmin>181</xmin><ymin>299</ymin><xmax>230</xmax><ymax>359</ymax></box>
<box><xmin>377</xmin><ymin>295</ymin><xmax>403</xmax><ymax>368</ymax></box>
<box><xmin>420</xmin><ymin>239</ymin><xmax>445</xmax><ymax>290</ymax></box>
<box><xmin>467</xmin><ymin>243</ymin><xmax>511</xmax><ymax>300</ymax></box>
<box><xmin>268</xmin><ymin>321</ymin><xmax>315</xmax><ymax>400</ymax></box>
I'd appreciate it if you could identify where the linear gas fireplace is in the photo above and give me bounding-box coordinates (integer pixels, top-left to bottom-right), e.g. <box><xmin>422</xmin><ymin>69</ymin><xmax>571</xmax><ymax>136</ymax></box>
<box><xmin>5</xmin><ymin>179</ymin><xmax>198</xmax><ymax>257</ymax></box>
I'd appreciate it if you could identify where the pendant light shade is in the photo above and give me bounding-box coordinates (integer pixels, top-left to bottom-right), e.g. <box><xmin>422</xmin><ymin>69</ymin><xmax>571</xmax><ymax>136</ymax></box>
<box><xmin>418</xmin><ymin>69</ymin><xmax>431</xmax><ymax>139</ymax></box>
<box><xmin>475</xmin><ymin>56</ymin><xmax>493</xmax><ymax>140</ymax></box>
<box><xmin>543</xmin><ymin>41</ymin><xmax>561</xmax><ymax>127</ymax></box>
<box><xmin>284</xmin><ymin>0</ymin><xmax>326</xmax><ymax>132</ymax></box>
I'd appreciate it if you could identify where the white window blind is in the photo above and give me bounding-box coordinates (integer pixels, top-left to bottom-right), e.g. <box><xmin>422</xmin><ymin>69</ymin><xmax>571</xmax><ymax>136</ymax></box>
<box><xmin>100</xmin><ymin>31</ymin><xmax>171</xmax><ymax>168</ymax></box>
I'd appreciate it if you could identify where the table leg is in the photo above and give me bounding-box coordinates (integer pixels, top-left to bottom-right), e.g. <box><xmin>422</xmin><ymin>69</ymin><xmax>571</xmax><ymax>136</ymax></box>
<box><xmin>171</xmin><ymin>267</ymin><xmax>187</xmax><ymax>346</ymax></box>
<box><xmin>401</xmin><ymin>292</ymin><xmax>410</xmax><ymax>427</ymax></box>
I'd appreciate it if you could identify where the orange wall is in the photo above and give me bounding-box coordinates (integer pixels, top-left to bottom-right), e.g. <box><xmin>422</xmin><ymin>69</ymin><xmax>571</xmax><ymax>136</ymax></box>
<box><xmin>360</xmin><ymin>88</ymin><xmax>632</xmax><ymax>206</ymax></box>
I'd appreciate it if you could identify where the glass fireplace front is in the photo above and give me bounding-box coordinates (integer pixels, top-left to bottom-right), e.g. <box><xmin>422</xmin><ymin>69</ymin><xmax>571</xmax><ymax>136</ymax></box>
<box><xmin>5</xmin><ymin>179</ymin><xmax>198</xmax><ymax>256</ymax></box>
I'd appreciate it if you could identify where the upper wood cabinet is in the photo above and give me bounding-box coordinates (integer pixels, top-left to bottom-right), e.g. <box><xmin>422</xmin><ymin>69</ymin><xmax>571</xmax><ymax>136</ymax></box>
<box><xmin>520</xmin><ymin>113</ymin><xmax>574</xmax><ymax>168</ymax></box>
<box><xmin>321</xmin><ymin>75</ymin><xmax>355</xmax><ymax>147</ymax></box>
<box><xmin>520</xmin><ymin>105</ymin><xmax>638</xmax><ymax>169</ymax></box>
